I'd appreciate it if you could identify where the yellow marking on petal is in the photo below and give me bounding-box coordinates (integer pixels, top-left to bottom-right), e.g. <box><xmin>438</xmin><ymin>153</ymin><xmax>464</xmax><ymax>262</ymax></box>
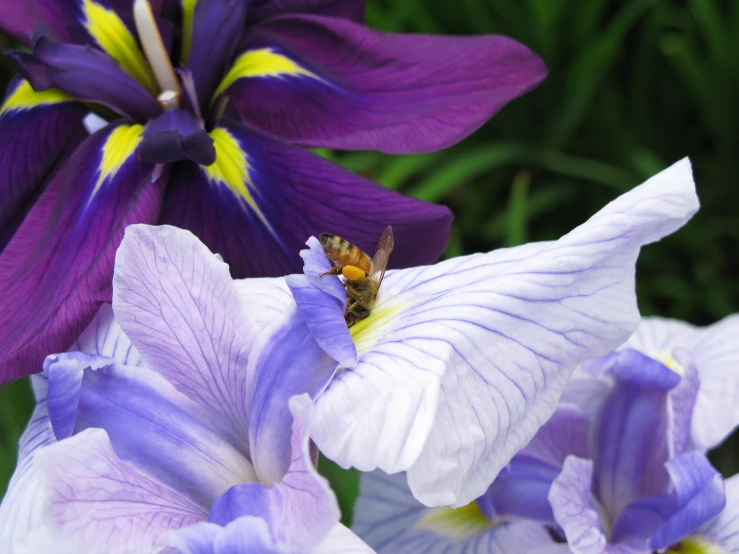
<box><xmin>661</xmin><ymin>354</ymin><xmax>686</xmax><ymax>376</ymax></box>
<box><xmin>81</xmin><ymin>0</ymin><xmax>158</xmax><ymax>94</ymax></box>
<box><xmin>414</xmin><ymin>502</ymin><xmax>493</xmax><ymax>541</ymax></box>
<box><xmin>202</xmin><ymin>127</ymin><xmax>271</xmax><ymax>230</ymax></box>
<box><xmin>181</xmin><ymin>0</ymin><xmax>198</xmax><ymax>64</ymax></box>
<box><xmin>0</xmin><ymin>80</ymin><xmax>71</xmax><ymax>114</ymax></box>
<box><xmin>91</xmin><ymin>124</ymin><xmax>144</xmax><ymax>198</ymax></box>
<box><xmin>667</xmin><ymin>535</ymin><xmax>727</xmax><ymax>554</ymax></box>
<box><xmin>350</xmin><ymin>302</ymin><xmax>405</xmax><ymax>356</ymax></box>
<box><xmin>213</xmin><ymin>48</ymin><xmax>320</xmax><ymax>100</ymax></box>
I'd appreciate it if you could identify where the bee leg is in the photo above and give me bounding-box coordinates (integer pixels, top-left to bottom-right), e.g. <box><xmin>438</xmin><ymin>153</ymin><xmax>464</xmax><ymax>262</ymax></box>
<box><xmin>319</xmin><ymin>267</ymin><xmax>343</xmax><ymax>278</ymax></box>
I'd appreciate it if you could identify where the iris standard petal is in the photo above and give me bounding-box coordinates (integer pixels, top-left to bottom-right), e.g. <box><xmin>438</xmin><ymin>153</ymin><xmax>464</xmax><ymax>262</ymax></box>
<box><xmin>247</xmin><ymin>0</ymin><xmax>367</xmax><ymax>24</ymax></box>
<box><xmin>44</xmin><ymin>353</ymin><xmax>257</xmax><ymax>508</ymax></box>
<box><xmin>0</xmin><ymin>122</ymin><xmax>165</xmax><ymax>385</ymax></box>
<box><xmin>33</xmin><ymin>428</ymin><xmax>206</xmax><ymax>554</ymax></box>
<box><xmin>624</xmin><ymin>315</ymin><xmax>739</xmax><ymax>451</ymax></box>
<box><xmin>113</xmin><ymin>224</ymin><xmax>258</xmax><ymax>450</ymax></box>
<box><xmin>211</xmin><ymin>395</ymin><xmax>340</xmax><ymax>550</ymax></box>
<box><xmin>246</xmin><ymin>310</ymin><xmax>337</xmax><ymax>485</ymax></box>
<box><xmin>0</xmin><ymin>79</ymin><xmax>86</xmax><ymax>248</ymax></box>
<box><xmin>592</xmin><ymin>352</ymin><xmax>679</xmax><ymax>521</ymax></box>
<box><xmin>222</xmin><ymin>15</ymin><xmax>545</xmax><ymax>153</ymax></box>
<box><xmin>312</xmin><ymin>158</ymin><xmax>698</xmax><ymax>507</ymax></box>
<box><xmin>159</xmin><ymin>119</ymin><xmax>452</xmax><ymax>277</ymax></box>
<box><xmin>353</xmin><ymin>469</ymin><xmax>553</xmax><ymax>553</ymax></box>
<box><xmin>610</xmin><ymin>452</ymin><xmax>725</xmax><ymax>550</ymax></box>
<box><xmin>0</xmin><ymin>375</ymin><xmax>53</xmax><ymax>552</ymax></box>
<box><xmin>548</xmin><ymin>456</ymin><xmax>607</xmax><ymax>554</ymax></box>
<box><xmin>520</xmin><ymin>403</ymin><xmax>590</xmax><ymax>469</ymax></box>
<box><xmin>10</xmin><ymin>35</ymin><xmax>160</xmax><ymax>122</ymax></box>
<box><xmin>187</xmin><ymin>0</ymin><xmax>247</xmax><ymax>112</ymax></box>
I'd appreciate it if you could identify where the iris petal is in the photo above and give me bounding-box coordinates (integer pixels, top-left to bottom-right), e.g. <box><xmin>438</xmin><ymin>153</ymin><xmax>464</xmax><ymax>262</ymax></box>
<box><xmin>0</xmin><ymin>122</ymin><xmax>165</xmax><ymax>385</ymax></box>
<box><xmin>0</xmin><ymin>79</ymin><xmax>86</xmax><ymax>249</ymax></box>
<box><xmin>309</xmin><ymin>158</ymin><xmax>698</xmax><ymax>507</ymax></box>
<box><xmin>160</xmin><ymin>118</ymin><xmax>452</xmax><ymax>278</ymax></box>
<box><xmin>113</xmin><ymin>224</ymin><xmax>258</xmax><ymax>451</ymax></box>
<box><xmin>353</xmin><ymin>470</ymin><xmax>553</xmax><ymax>553</ymax></box>
<box><xmin>248</xmin><ymin>0</ymin><xmax>367</xmax><ymax>24</ymax></box>
<box><xmin>33</xmin><ymin>428</ymin><xmax>205</xmax><ymax>553</ymax></box>
<box><xmin>226</xmin><ymin>14</ymin><xmax>546</xmax><ymax>153</ymax></box>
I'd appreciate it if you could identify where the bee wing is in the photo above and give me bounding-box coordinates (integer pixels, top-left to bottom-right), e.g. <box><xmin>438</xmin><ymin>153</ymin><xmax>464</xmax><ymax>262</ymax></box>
<box><xmin>370</xmin><ymin>226</ymin><xmax>394</xmax><ymax>288</ymax></box>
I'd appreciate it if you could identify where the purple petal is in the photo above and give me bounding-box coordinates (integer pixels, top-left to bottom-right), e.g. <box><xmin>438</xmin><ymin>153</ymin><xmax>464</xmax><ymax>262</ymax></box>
<box><xmin>0</xmin><ymin>122</ymin><xmax>165</xmax><ymax>385</ymax></box>
<box><xmin>160</xmin><ymin>119</ymin><xmax>452</xmax><ymax>277</ymax></box>
<box><xmin>700</xmin><ymin>474</ymin><xmax>739</xmax><ymax>552</ymax></box>
<box><xmin>247</xmin><ymin>0</ymin><xmax>367</xmax><ymax>23</ymax></box>
<box><xmin>611</xmin><ymin>451</ymin><xmax>725</xmax><ymax>550</ymax></box>
<box><xmin>112</xmin><ymin>224</ymin><xmax>259</xmax><ymax>452</ymax></box>
<box><xmin>0</xmin><ymin>1</ymin><xmax>85</xmax><ymax>45</ymax></box>
<box><xmin>286</xmin><ymin>274</ymin><xmax>356</xmax><ymax>368</ymax></box>
<box><xmin>0</xmin><ymin>374</ymin><xmax>54</xmax><ymax>547</ymax></box>
<box><xmin>164</xmin><ymin>517</ymin><xmax>279</xmax><ymax>553</ymax></box>
<box><xmin>44</xmin><ymin>353</ymin><xmax>256</xmax><ymax>508</ymax></box>
<box><xmin>9</xmin><ymin>35</ymin><xmax>160</xmax><ymax>122</ymax></box>
<box><xmin>247</xmin><ymin>311</ymin><xmax>337</xmax><ymax>485</ymax></box>
<box><xmin>225</xmin><ymin>15</ymin><xmax>545</xmax><ymax>153</ymax></box>
<box><xmin>299</xmin><ymin>236</ymin><xmax>347</xmax><ymax>307</ymax></box>
<box><xmin>210</xmin><ymin>395</ymin><xmax>340</xmax><ymax>550</ymax></box>
<box><xmin>312</xmin><ymin>159</ymin><xmax>698</xmax><ymax>507</ymax></box>
<box><xmin>188</xmin><ymin>0</ymin><xmax>247</xmax><ymax>110</ymax></box>
<box><xmin>520</xmin><ymin>403</ymin><xmax>590</xmax><ymax>469</ymax></box>
<box><xmin>140</xmin><ymin>109</ymin><xmax>215</xmax><ymax>165</ymax></box>
<box><xmin>592</xmin><ymin>369</ymin><xmax>673</xmax><ymax>523</ymax></box>
<box><xmin>353</xmin><ymin>470</ymin><xmax>553</xmax><ymax>553</ymax></box>
<box><xmin>0</xmin><ymin>78</ymin><xmax>86</xmax><ymax>248</ymax></box>
<box><xmin>33</xmin><ymin>428</ymin><xmax>206</xmax><ymax>553</ymax></box>
<box><xmin>485</xmin><ymin>456</ymin><xmax>560</xmax><ymax>523</ymax></box>
<box><xmin>624</xmin><ymin>315</ymin><xmax>739</xmax><ymax>451</ymax></box>
<box><xmin>548</xmin><ymin>456</ymin><xmax>606</xmax><ymax>554</ymax></box>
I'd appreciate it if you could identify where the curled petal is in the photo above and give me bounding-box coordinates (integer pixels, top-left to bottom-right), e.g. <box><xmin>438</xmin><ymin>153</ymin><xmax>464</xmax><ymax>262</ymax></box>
<box><xmin>699</xmin><ymin>474</ymin><xmax>739</xmax><ymax>552</ymax></box>
<box><xmin>113</xmin><ymin>224</ymin><xmax>258</xmax><ymax>451</ymax></box>
<box><xmin>225</xmin><ymin>15</ymin><xmax>545</xmax><ymax>153</ymax></box>
<box><xmin>33</xmin><ymin>428</ymin><xmax>206</xmax><ymax>553</ymax></box>
<box><xmin>353</xmin><ymin>470</ymin><xmax>553</xmax><ymax>553</ymax></box>
<box><xmin>162</xmin><ymin>517</ymin><xmax>280</xmax><ymax>553</ymax></box>
<box><xmin>0</xmin><ymin>122</ymin><xmax>165</xmax><ymax>385</ymax></box>
<box><xmin>313</xmin><ymin>159</ymin><xmax>698</xmax><ymax>507</ymax></box>
<box><xmin>160</xmin><ymin>119</ymin><xmax>452</xmax><ymax>277</ymax></box>
<box><xmin>10</xmin><ymin>35</ymin><xmax>160</xmax><ymax>122</ymax></box>
<box><xmin>140</xmin><ymin>109</ymin><xmax>215</xmax><ymax>165</ymax></box>
<box><xmin>548</xmin><ymin>456</ymin><xmax>606</xmax><ymax>554</ymax></box>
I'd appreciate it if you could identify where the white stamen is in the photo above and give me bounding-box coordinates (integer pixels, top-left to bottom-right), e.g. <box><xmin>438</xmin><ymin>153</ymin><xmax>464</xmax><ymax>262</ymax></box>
<box><xmin>157</xmin><ymin>90</ymin><xmax>180</xmax><ymax>111</ymax></box>
<box><xmin>133</xmin><ymin>0</ymin><xmax>180</xmax><ymax>97</ymax></box>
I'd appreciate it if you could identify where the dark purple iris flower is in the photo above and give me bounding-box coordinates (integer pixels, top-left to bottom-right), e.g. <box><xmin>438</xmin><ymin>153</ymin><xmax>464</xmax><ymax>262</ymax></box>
<box><xmin>0</xmin><ymin>0</ymin><xmax>546</xmax><ymax>384</ymax></box>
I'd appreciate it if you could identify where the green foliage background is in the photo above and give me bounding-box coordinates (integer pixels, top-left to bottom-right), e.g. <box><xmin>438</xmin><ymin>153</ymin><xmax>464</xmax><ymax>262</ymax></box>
<box><xmin>1</xmin><ymin>0</ymin><xmax>738</xmax><ymax>525</ymax></box>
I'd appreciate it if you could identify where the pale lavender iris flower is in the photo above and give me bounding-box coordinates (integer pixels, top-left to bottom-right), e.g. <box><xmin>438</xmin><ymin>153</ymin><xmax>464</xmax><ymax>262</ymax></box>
<box><xmin>0</xmin><ymin>225</ymin><xmax>372</xmax><ymax>554</ymax></box>
<box><xmin>351</xmin><ymin>314</ymin><xmax>739</xmax><ymax>554</ymax></box>
<box><xmin>237</xmin><ymin>158</ymin><xmax>700</xmax><ymax>508</ymax></box>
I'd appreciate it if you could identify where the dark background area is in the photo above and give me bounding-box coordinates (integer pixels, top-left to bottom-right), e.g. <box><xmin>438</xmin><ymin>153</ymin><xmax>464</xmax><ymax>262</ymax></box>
<box><xmin>1</xmin><ymin>0</ymin><xmax>737</xmax><ymax>520</ymax></box>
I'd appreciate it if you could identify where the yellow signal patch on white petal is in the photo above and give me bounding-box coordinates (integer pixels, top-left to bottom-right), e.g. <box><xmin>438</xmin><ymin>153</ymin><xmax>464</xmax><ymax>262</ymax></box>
<box><xmin>0</xmin><ymin>80</ymin><xmax>71</xmax><ymax>114</ymax></box>
<box><xmin>81</xmin><ymin>0</ymin><xmax>158</xmax><ymax>94</ymax></box>
<box><xmin>350</xmin><ymin>301</ymin><xmax>406</xmax><ymax>356</ymax></box>
<box><xmin>202</xmin><ymin>127</ymin><xmax>271</xmax><ymax>230</ymax></box>
<box><xmin>91</xmin><ymin>124</ymin><xmax>144</xmax><ymax>199</ymax></box>
<box><xmin>413</xmin><ymin>502</ymin><xmax>493</xmax><ymax>541</ymax></box>
<box><xmin>213</xmin><ymin>48</ymin><xmax>320</xmax><ymax>100</ymax></box>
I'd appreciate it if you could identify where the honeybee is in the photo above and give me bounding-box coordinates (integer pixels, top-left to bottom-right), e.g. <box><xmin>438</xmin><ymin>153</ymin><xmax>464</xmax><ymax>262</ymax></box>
<box><xmin>319</xmin><ymin>226</ymin><xmax>394</xmax><ymax>327</ymax></box>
